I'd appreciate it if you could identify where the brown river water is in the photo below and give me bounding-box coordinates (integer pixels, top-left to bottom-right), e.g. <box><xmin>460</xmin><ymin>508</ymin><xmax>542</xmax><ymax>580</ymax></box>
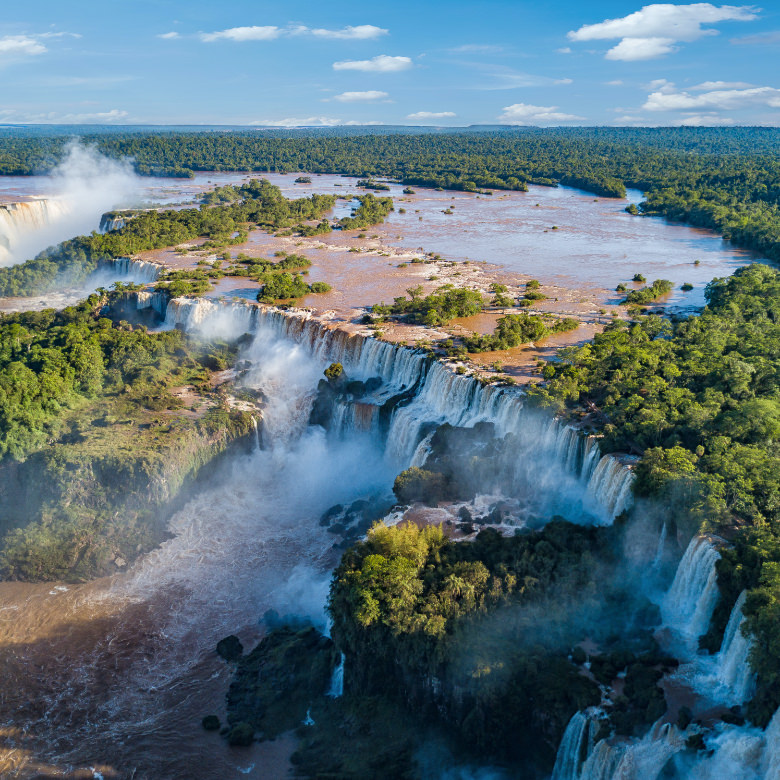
<box><xmin>0</xmin><ymin>170</ymin><xmax>769</xmax><ymax>777</ymax></box>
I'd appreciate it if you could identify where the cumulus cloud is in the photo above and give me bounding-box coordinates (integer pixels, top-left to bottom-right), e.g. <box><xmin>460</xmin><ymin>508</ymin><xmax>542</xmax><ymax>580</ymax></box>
<box><xmin>199</xmin><ymin>23</ymin><xmax>387</xmax><ymax>43</ymax></box>
<box><xmin>158</xmin><ymin>32</ymin><xmax>180</xmax><ymax>40</ymax></box>
<box><xmin>556</xmin><ymin>47</ymin><xmax>573</xmax><ymax>54</ymax></box>
<box><xmin>332</xmin><ymin>90</ymin><xmax>389</xmax><ymax>102</ymax></box>
<box><xmin>568</xmin><ymin>3</ymin><xmax>759</xmax><ymax>60</ymax></box>
<box><xmin>200</xmin><ymin>25</ymin><xmax>280</xmax><ymax>42</ymax></box>
<box><xmin>498</xmin><ymin>103</ymin><xmax>584</xmax><ymax>125</ymax></box>
<box><xmin>407</xmin><ymin>111</ymin><xmax>457</xmax><ymax>119</ymax></box>
<box><xmin>0</xmin><ymin>35</ymin><xmax>48</xmax><ymax>62</ymax></box>
<box><xmin>690</xmin><ymin>80</ymin><xmax>754</xmax><ymax>89</ymax></box>
<box><xmin>643</xmin><ymin>83</ymin><xmax>780</xmax><ymax>111</ymax></box>
<box><xmin>333</xmin><ymin>55</ymin><xmax>412</xmax><ymax>72</ymax></box>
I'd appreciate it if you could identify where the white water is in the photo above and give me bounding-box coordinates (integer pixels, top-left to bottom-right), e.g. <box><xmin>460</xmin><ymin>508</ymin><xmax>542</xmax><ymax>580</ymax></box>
<box><xmin>678</xmin><ymin>590</ymin><xmax>756</xmax><ymax>707</ymax></box>
<box><xmin>661</xmin><ymin>536</ymin><xmax>721</xmax><ymax>650</ymax></box>
<box><xmin>0</xmin><ymin>143</ymin><xmax>140</xmax><ymax>267</ymax></box>
<box><xmin>160</xmin><ymin>297</ymin><xmax>637</xmax><ymax>526</ymax></box>
<box><xmin>552</xmin><ymin>711</ymin><xmax>596</xmax><ymax>780</ymax></box>
<box><xmin>0</xmin><ymin>199</ymin><xmax>71</xmax><ymax>266</ymax></box>
<box><xmin>327</xmin><ymin>653</ymin><xmax>345</xmax><ymax>698</ymax></box>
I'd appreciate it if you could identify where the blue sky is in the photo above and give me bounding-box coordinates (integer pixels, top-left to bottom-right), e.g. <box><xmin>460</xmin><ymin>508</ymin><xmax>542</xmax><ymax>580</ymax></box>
<box><xmin>1</xmin><ymin>1</ymin><xmax>779</xmax><ymax>126</ymax></box>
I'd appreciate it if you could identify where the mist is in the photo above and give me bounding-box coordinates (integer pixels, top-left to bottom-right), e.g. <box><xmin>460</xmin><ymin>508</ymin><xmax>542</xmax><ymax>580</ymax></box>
<box><xmin>0</xmin><ymin>140</ymin><xmax>140</xmax><ymax>267</ymax></box>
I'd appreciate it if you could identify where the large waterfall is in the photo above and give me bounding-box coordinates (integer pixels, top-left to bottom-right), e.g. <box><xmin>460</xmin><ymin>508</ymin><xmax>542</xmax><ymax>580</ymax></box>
<box><xmin>0</xmin><ymin>199</ymin><xmax>71</xmax><ymax>266</ymax></box>
<box><xmin>661</xmin><ymin>536</ymin><xmax>721</xmax><ymax>647</ymax></box>
<box><xmin>159</xmin><ymin>297</ymin><xmax>637</xmax><ymax>525</ymax></box>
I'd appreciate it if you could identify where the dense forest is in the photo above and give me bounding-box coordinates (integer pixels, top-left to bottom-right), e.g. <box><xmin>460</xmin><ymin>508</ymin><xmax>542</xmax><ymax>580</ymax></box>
<box><xmin>529</xmin><ymin>263</ymin><xmax>780</xmax><ymax>725</ymax></box>
<box><xmin>2</xmin><ymin>127</ymin><xmax>780</xmax><ymax>262</ymax></box>
<box><xmin>0</xmin><ymin>293</ymin><xmax>254</xmax><ymax>580</ymax></box>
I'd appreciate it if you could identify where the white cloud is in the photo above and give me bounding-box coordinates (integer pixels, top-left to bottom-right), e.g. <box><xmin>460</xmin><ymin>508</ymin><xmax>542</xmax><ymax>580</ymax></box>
<box><xmin>606</xmin><ymin>37</ymin><xmax>678</xmax><ymax>60</ymax></box>
<box><xmin>690</xmin><ymin>80</ymin><xmax>754</xmax><ymax>89</ymax></box>
<box><xmin>468</xmin><ymin>66</ymin><xmax>574</xmax><ymax>90</ymax></box>
<box><xmin>556</xmin><ymin>46</ymin><xmax>573</xmax><ymax>53</ymax></box>
<box><xmin>199</xmin><ymin>23</ymin><xmax>387</xmax><ymax>43</ymax></box>
<box><xmin>0</xmin><ymin>35</ymin><xmax>48</xmax><ymax>60</ymax></box>
<box><xmin>643</xmin><ymin>84</ymin><xmax>780</xmax><ymax>111</ymax></box>
<box><xmin>200</xmin><ymin>26</ymin><xmax>280</xmax><ymax>42</ymax></box>
<box><xmin>607</xmin><ymin>79</ymin><xmax>624</xmax><ymax>85</ymax></box>
<box><xmin>0</xmin><ymin>108</ymin><xmax>129</xmax><ymax>123</ymax></box>
<box><xmin>309</xmin><ymin>25</ymin><xmax>387</xmax><ymax>39</ymax></box>
<box><xmin>407</xmin><ymin>111</ymin><xmax>457</xmax><ymax>119</ymax></box>
<box><xmin>332</xmin><ymin>90</ymin><xmax>389</xmax><ymax>102</ymax></box>
<box><xmin>498</xmin><ymin>103</ymin><xmax>584</xmax><ymax>125</ymax></box>
<box><xmin>158</xmin><ymin>32</ymin><xmax>180</xmax><ymax>40</ymax></box>
<box><xmin>568</xmin><ymin>3</ymin><xmax>759</xmax><ymax>60</ymax></box>
<box><xmin>671</xmin><ymin>113</ymin><xmax>737</xmax><ymax>125</ymax></box>
<box><xmin>250</xmin><ymin>116</ymin><xmax>383</xmax><ymax>127</ymax></box>
<box><xmin>333</xmin><ymin>55</ymin><xmax>412</xmax><ymax>72</ymax></box>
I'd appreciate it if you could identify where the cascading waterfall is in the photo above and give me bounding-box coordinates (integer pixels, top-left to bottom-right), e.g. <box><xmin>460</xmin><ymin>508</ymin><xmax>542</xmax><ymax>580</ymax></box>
<box><xmin>684</xmin><ymin>590</ymin><xmax>756</xmax><ymax>706</ymax></box>
<box><xmin>556</xmin><ymin>716</ymin><xmax>686</xmax><ymax>780</ymax></box>
<box><xmin>552</xmin><ymin>711</ymin><xmax>596</xmax><ymax>780</ymax></box>
<box><xmin>327</xmin><ymin>653</ymin><xmax>345</xmax><ymax>698</ymax></box>
<box><xmin>714</xmin><ymin>591</ymin><xmax>755</xmax><ymax>704</ymax></box>
<box><xmin>652</xmin><ymin>522</ymin><xmax>668</xmax><ymax>572</ymax></box>
<box><xmin>661</xmin><ymin>536</ymin><xmax>721</xmax><ymax>645</ymax></box>
<box><xmin>156</xmin><ymin>296</ymin><xmax>637</xmax><ymax>526</ymax></box>
<box><xmin>0</xmin><ymin>199</ymin><xmax>71</xmax><ymax>265</ymax></box>
<box><xmin>100</xmin><ymin>213</ymin><xmax>126</xmax><ymax>232</ymax></box>
<box><xmin>95</xmin><ymin>257</ymin><xmax>160</xmax><ymax>283</ymax></box>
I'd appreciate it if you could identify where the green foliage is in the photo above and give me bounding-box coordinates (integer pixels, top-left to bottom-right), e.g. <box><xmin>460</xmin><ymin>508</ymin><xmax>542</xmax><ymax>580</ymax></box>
<box><xmin>393</xmin><ymin>467</ymin><xmax>449</xmax><ymax>505</ymax></box>
<box><xmin>463</xmin><ymin>313</ymin><xmax>578</xmax><ymax>352</ymax></box>
<box><xmin>373</xmin><ymin>287</ymin><xmax>485</xmax><ymax>326</ymax></box>
<box><xmin>622</xmin><ymin>279</ymin><xmax>673</xmax><ymax>305</ymax></box>
<box><xmin>339</xmin><ymin>193</ymin><xmax>394</xmax><ymax>230</ymax></box>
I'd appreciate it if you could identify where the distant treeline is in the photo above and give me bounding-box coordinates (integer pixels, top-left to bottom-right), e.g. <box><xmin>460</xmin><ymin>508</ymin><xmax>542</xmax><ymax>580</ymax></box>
<box><xmin>2</xmin><ymin>127</ymin><xmax>780</xmax><ymax>261</ymax></box>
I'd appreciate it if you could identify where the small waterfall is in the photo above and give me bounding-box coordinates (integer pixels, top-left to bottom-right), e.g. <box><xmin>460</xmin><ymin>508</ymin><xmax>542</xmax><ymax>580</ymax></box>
<box><xmin>95</xmin><ymin>257</ymin><xmax>160</xmax><ymax>284</ymax></box>
<box><xmin>100</xmin><ymin>213</ymin><xmax>126</xmax><ymax>232</ymax></box>
<box><xmin>715</xmin><ymin>591</ymin><xmax>755</xmax><ymax>704</ymax></box>
<box><xmin>0</xmin><ymin>198</ymin><xmax>71</xmax><ymax>266</ymax></box>
<box><xmin>579</xmin><ymin>740</ymin><xmax>625</xmax><ymax>780</ymax></box>
<box><xmin>661</xmin><ymin>536</ymin><xmax>721</xmax><ymax>644</ymax></box>
<box><xmin>651</xmin><ymin>522</ymin><xmax>668</xmax><ymax>572</ymax></box>
<box><xmin>552</xmin><ymin>711</ymin><xmax>596</xmax><ymax>780</ymax></box>
<box><xmin>686</xmin><ymin>590</ymin><xmax>756</xmax><ymax>706</ymax></box>
<box><xmin>761</xmin><ymin>706</ymin><xmax>780</xmax><ymax>779</ymax></box>
<box><xmin>134</xmin><ymin>290</ymin><xmax>169</xmax><ymax>317</ymax></box>
<box><xmin>327</xmin><ymin>653</ymin><xmax>345</xmax><ymax>698</ymax></box>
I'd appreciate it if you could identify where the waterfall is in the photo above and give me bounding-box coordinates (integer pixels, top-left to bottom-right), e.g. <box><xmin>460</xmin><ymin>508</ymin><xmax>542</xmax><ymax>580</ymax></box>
<box><xmin>661</xmin><ymin>536</ymin><xmax>721</xmax><ymax>644</ymax></box>
<box><xmin>685</xmin><ymin>590</ymin><xmax>756</xmax><ymax>706</ymax></box>
<box><xmin>651</xmin><ymin>522</ymin><xmax>668</xmax><ymax>572</ymax></box>
<box><xmin>0</xmin><ymin>198</ymin><xmax>71</xmax><ymax>266</ymax></box>
<box><xmin>555</xmin><ymin>717</ymin><xmax>686</xmax><ymax>780</ymax></box>
<box><xmin>100</xmin><ymin>213</ymin><xmax>126</xmax><ymax>232</ymax></box>
<box><xmin>327</xmin><ymin>653</ymin><xmax>345</xmax><ymax>698</ymax></box>
<box><xmin>152</xmin><ymin>296</ymin><xmax>637</xmax><ymax>525</ymax></box>
<box><xmin>552</xmin><ymin>711</ymin><xmax>596</xmax><ymax>780</ymax></box>
<box><xmin>715</xmin><ymin>591</ymin><xmax>756</xmax><ymax>704</ymax></box>
<box><xmin>95</xmin><ymin>257</ymin><xmax>160</xmax><ymax>284</ymax></box>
